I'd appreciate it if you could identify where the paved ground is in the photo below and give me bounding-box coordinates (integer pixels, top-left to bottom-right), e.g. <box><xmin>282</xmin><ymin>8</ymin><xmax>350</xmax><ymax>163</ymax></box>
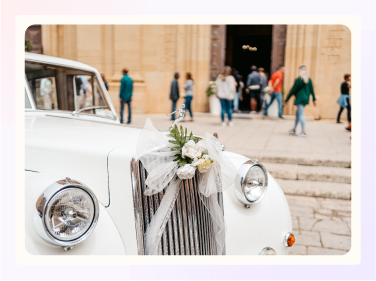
<box><xmin>130</xmin><ymin>113</ymin><xmax>351</xmax><ymax>166</ymax></box>
<box><xmin>128</xmin><ymin>112</ymin><xmax>351</xmax><ymax>255</ymax></box>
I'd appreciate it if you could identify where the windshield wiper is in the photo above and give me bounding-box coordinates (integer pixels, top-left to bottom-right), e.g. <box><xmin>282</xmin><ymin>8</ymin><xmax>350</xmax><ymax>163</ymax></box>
<box><xmin>72</xmin><ymin>106</ymin><xmax>110</xmax><ymax>115</ymax></box>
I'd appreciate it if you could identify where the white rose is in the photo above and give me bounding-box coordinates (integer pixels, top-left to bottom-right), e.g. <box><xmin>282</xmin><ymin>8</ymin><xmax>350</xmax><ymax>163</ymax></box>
<box><xmin>195</xmin><ymin>141</ymin><xmax>206</xmax><ymax>154</ymax></box>
<box><xmin>176</xmin><ymin>164</ymin><xmax>196</xmax><ymax>180</ymax></box>
<box><xmin>202</xmin><ymin>154</ymin><xmax>210</xmax><ymax>160</ymax></box>
<box><xmin>182</xmin><ymin>140</ymin><xmax>203</xmax><ymax>159</ymax></box>
<box><xmin>191</xmin><ymin>158</ymin><xmax>204</xmax><ymax>167</ymax></box>
<box><xmin>196</xmin><ymin>158</ymin><xmax>214</xmax><ymax>173</ymax></box>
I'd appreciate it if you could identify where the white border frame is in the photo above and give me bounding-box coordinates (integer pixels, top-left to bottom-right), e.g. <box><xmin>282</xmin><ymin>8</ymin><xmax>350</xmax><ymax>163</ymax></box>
<box><xmin>16</xmin><ymin>15</ymin><xmax>360</xmax><ymax>265</ymax></box>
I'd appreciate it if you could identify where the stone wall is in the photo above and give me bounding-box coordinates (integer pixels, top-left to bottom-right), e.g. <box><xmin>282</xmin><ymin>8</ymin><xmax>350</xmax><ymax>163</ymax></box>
<box><xmin>41</xmin><ymin>25</ymin><xmax>212</xmax><ymax>114</ymax></box>
<box><xmin>283</xmin><ymin>25</ymin><xmax>351</xmax><ymax>119</ymax></box>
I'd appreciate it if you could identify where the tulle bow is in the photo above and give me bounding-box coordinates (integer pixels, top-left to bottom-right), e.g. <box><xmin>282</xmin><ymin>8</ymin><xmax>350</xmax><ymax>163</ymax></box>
<box><xmin>136</xmin><ymin>118</ymin><xmax>237</xmax><ymax>255</ymax></box>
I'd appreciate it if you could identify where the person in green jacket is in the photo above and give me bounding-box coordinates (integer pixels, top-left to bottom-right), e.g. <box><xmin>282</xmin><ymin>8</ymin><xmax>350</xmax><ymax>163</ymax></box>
<box><xmin>119</xmin><ymin>68</ymin><xmax>133</xmax><ymax>124</ymax></box>
<box><xmin>284</xmin><ymin>65</ymin><xmax>316</xmax><ymax>137</ymax></box>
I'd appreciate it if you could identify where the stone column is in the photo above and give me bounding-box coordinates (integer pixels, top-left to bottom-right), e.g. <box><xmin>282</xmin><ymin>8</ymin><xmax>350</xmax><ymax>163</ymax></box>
<box><xmin>284</xmin><ymin>25</ymin><xmax>351</xmax><ymax>119</ymax></box>
<box><xmin>271</xmin><ymin>25</ymin><xmax>287</xmax><ymax>73</ymax></box>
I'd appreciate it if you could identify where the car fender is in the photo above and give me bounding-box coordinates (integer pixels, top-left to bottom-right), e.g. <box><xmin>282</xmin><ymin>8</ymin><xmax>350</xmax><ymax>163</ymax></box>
<box><xmin>25</xmin><ymin>171</ymin><xmax>125</xmax><ymax>255</ymax></box>
<box><xmin>223</xmin><ymin>151</ymin><xmax>293</xmax><ymax>255</ymax></box>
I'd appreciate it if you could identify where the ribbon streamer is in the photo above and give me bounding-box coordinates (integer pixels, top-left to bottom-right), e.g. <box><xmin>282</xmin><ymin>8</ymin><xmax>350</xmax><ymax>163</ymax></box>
<box><xmin>136</xmin><ymin>118</ymin><xmax>237</xmax><ymax>255</ymax></box>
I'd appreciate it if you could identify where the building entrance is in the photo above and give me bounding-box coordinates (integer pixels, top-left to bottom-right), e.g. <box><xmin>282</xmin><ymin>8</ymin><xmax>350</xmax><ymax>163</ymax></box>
<box><xmin>225</xmin><ymin>25</ymin><xmax>272</xmax><ymax>112</ymax></box>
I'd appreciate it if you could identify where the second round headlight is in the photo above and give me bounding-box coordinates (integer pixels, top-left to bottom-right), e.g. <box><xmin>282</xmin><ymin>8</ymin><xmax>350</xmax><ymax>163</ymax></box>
<box><xmin>243</xmin><ymin>165</ymin><xmax>266</xmax><ymax>203</ymax></box>
<box><xmin>235</xmin><ymin>160</ymin><xmax>268</xmax><ymax>206</ymax></box>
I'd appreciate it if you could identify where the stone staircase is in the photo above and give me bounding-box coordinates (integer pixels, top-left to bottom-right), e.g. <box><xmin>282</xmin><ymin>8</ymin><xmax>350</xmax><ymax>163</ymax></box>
<box><xmin>260</xmin><ymin>157</ymin><xmax>351</xmax><ymax>255</ymax></box>
<box><xmin>262</xmin><ymin>160</ymin><xmax>351</xmax><ymax>200</ymax></box>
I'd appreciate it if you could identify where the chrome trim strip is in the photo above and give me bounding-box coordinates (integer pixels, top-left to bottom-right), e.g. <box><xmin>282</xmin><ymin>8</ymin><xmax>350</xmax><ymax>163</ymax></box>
<box><xmin>188</xmin><ymin>178</ymin><xmax>200</xmax><ymax>254</ymax></box>
<box><xmin>180</xmin><ymin>183</ymin><xmax>190</xmax><ymax>254</ymax></box>
<box><xmin>175</xmin><ymin>189</ymin><xmax>185</xmax><ymax>254</ymax></box>
<box><xmin>130</xmin><ymin>159</ymin><xmax>145</xmax><ymax>255</ymax></box>
<box><xmin>25</xmin><ymin>77</ymin><xmax>36</xmax><ymax>110</ymax></box>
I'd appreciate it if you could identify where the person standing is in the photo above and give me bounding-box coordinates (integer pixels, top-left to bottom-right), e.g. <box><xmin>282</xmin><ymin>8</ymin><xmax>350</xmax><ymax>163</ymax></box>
<box><xmin>245</xmin><ymin>65</ymin><xmax>260</xmax><ymax>113</ymax></box>
<box><xmin>182</xmin><ymin>72</ymin><xmax>194</xmax><ymax>121</ymax></box>
<box><xmin>263</xmin><ymin>66</ymin><xmax>285</xmax><ymax>119</ymax></box>
<box><xmin>233</xmin><ymin>68</ymin><xmax>241</xmax><ymax>112</ymax></box>
<box><xmin>119</xmin><ymin>68</ymin><xmax>133</xmax><ymax>124</ymax></box>
<box><xmin>238</xmin><ymin>75</ymin><xmax>244</xmax><ymax>107</ymax></box>
<box><xmin>101</xmin><ymin>73</ymin><xmax>109</xmax><ymax>91</ymax></box>
<box><xmin>215</xmin><ymin>66</ymin><xmax>236</xmax><ymax>126</ymax></box>
<box><xmin>169</xmin><ymin>72</ymin><xmax>180</xmax><ymax>121</ymax></box>
<box><xmin>337</xmin><ymin>74</ymin><xmax>351</xmax><ymax>131</ymax></box>
<box><xmin>40</xmin><ymin>78</ymin><xmax>53</xmax><ymax>109</ymax></box>
<box><xmin>84</xmin><ymin>77</ymin><xmax>93</xmax><ymax>108</ymax></box>
<box><xmin>258</xmin><ymin>67</ymin><xmax>268</xmax><ymax>113</ymax></box>
<box><xmin>285</xmin><ymin>64</ymin><xmax>316</xmax><ymax>137</ymax></box>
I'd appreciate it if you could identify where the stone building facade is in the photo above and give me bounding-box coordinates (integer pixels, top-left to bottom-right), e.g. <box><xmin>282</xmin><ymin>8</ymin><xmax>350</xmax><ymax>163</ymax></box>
<box><xmin>31</xmin><ymin>24</ymin><xmax>351</xmax><ymax>119</ymax></box>
<box><xmin>284</xmin><ymin>25</ymin><xmax>351</xmax><ymax>119</ymax></box>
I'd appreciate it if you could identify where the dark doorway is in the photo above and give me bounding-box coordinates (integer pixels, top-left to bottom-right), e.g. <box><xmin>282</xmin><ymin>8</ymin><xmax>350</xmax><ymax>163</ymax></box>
<box><xmin>225</xmin><ymin>25</ymin><xmax>273</xmax><ymax>112</ymax></box>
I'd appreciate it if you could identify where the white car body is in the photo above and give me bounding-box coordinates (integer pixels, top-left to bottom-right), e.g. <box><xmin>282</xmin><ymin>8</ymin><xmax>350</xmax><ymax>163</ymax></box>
<box><xmin>25</xmin><ymin>53</ymin><xmax>293</xmax><ymax>255</ymax></box>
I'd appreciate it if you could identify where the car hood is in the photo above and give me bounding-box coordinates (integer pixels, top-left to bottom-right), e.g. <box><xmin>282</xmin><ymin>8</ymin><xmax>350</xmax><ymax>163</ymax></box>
<box><xmin>25</xmin><ymin>114</ymin><xmax>142</xmax><ymax>206</ymax></box>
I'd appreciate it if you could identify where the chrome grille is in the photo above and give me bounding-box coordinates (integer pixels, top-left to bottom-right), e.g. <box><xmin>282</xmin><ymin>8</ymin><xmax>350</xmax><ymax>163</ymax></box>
<box><xmin>131</xmin><ymin>158</ymin><xmax>225</xmax><ymax>255</ymax></box>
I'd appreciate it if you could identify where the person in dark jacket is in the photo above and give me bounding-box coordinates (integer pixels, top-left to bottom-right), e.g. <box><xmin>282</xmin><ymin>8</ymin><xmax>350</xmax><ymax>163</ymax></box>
<box><xmin>245</xmin><ymin>65</ymin><xmax>261</xmax><ymax>112</ymax></box>
<box><xmin>337</xmin><ymin>73</ymin><xmax>351</xmax><ymax>131</ymax></box>
<box><xmin>169</xmin><ymin>72</ymin><xmax>180</xmax><ymax>120</ymax></box>
<box><xmin>285</xmin><ymin>64</ymin><xmax>316</xmax><ymax>137</ymax></box>
<box><xmin>119</xmin><ymin>68</ymin><xmax>133</xmax><ymax>124</ymax></box>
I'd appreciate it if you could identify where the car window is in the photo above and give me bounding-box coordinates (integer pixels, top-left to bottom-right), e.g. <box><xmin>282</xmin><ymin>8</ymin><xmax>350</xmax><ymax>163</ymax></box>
<box><xmin>25</xmin><ymin>61</ymin><xmax>113</xmax><ymax>118</ymax></box>
<box><xmin>25</xmin><ymin>89</ymin><xmax>32</xmax><ymax>109</ymax></box>
<box><xmin>74</xmin><ymin>75</ymin><xmax>114</xmax><ymax>118</ymax></box>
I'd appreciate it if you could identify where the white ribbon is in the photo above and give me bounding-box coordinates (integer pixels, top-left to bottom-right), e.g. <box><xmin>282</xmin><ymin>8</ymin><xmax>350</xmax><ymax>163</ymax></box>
<box><xmin>136</xmin><ymin>118</ymin><xmax>237</xmax><ymax>255</ymax></box>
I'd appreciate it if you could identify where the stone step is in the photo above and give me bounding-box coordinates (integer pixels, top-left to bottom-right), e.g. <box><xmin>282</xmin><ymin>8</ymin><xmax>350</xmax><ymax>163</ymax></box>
<box><xmin>276</xmin><ymin>179</ymin><xmax>351</xmax><ymax>200</ymax></box>
<box><xmin>258</xmin><ymin>151</ymin><xmax>351</xmax><ymax>168</ymax></box>
<box><xmin>229</xmin><ymin>150</ymin><xmax>350</xmax><ymax>168</ymax></box>
<box><xmin>263</xmin><ymin>162</ymin><xmax>351</xmax><ymax>184</ymax></box>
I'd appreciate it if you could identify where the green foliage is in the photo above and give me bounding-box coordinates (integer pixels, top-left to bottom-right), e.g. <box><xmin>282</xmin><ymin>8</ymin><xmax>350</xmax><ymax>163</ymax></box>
<box><xmin>206</xmin><ymin>81</ymin><xmax>216</xmax><ymax>97</ymax></box>
<box><xmin>25</xmin><ymin>37</ymin><xmax>33</xmax><ymax>52</ymax></box>
<box><xmin>167</xmin><ymin>124</ymin><xmax>199</xmax><ymax>167</ymax></box>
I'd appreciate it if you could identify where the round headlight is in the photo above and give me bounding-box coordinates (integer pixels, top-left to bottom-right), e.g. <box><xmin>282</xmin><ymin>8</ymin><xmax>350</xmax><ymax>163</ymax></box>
<box><xmin>259</xmin><ymin>247</ymin><xmax>277</xmax><ymax>255</ymax></box>
<box><xmin>44</xmin><ymin>188</ymin><xmax>95</xmax><ymax>241</ymax></box>
<box><xmin>243</xmin><ymin>165</ymin><xmax>266</xmax><ymax>202</ymax></box>
<box><xmin>34</xmin><ymin>178</ymin><xmax>99</xmax><ymax>247</ymax></box>
<box><xmin>235</xmin><ymin>160</ymin><xmax>268</xmax><ymax>207</ymax></box>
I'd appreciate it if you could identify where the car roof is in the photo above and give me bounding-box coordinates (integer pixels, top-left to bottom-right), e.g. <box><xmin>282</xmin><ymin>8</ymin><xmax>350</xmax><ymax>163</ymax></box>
<box><xmin>25</xmin><ymin>52</ymin><xmax>97</xmax><ymax>72</ymax></box>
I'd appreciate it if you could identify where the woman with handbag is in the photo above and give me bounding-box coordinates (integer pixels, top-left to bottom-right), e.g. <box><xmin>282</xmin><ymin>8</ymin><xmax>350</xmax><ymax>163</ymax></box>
<box><xmin>285</xmin><ymin>64</ymin><xmax>317</xmax><ymax>137</ymax></box>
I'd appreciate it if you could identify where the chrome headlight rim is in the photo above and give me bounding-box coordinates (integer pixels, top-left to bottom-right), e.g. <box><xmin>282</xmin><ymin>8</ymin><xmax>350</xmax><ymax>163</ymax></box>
<box><xmin>259</xmin><ymin>247</ymin><xmax>277</xmax><ymax>255</ymax></box>
<box><xmin>34</xmin><ymin>178</ymin><xmax>99</xmax><ymax>247</ymax></box>
<box><xmin>235</xmin><ymin>160</ymin><xmax>268</xmax><ymax>206</ymax></box>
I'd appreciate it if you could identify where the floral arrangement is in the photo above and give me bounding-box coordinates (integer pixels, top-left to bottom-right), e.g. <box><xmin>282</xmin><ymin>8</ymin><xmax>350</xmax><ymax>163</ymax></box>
<box><xmin>168</xmin><ymin>124</ymin><xmax>214</xmax><ymax>180</ymax></box>
<box><xmin>206</xmin><ymin>81</ymin><xmax>216</xmax><ymax>97</ymax></box>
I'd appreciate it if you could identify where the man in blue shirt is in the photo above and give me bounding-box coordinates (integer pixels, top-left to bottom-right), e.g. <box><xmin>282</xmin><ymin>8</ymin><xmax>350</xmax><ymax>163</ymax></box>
<box><xmin>119</xmin><ymin>68</ymin><xmax>133</xmax><ymax>124</ymax></box>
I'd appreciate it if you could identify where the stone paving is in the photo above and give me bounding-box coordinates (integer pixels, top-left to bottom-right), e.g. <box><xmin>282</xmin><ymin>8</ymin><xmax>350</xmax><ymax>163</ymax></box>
<box><xmin>287</xmin><ymin>195</ymin><xmax>351</xmax><ymax>255</ymax></box>
<box><xmin>130</xmin><ymin>113</ymin><xmax>351</xmax><ymax>167</ymax></box>
<box><xmin>128</xmin><ymin>113</ymin><xmax>351</xmax><ymax>255</ymax></box>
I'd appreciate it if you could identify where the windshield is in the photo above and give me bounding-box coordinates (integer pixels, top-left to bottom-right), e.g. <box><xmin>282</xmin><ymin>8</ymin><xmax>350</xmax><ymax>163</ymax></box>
<box><xmin>25</xmin><ymin>61</ymin><xmax>114</xmax><ymax>118</ymax></box>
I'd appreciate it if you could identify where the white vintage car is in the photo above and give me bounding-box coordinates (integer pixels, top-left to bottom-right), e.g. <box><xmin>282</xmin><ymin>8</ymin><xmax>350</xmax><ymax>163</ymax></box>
<box><xmin>25</xmin><ymin>53</ymin><xmax>294</xmax><ymax>255</ymax></box>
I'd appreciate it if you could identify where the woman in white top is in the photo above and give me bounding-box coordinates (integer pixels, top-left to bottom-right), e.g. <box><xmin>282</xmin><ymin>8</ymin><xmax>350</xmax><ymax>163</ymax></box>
<box><xmin>182</xmin><ymin>72</ymin><xmax>194</xmax><ymax>121</ymax></box>
<box><xmin>215</xmin><ymin>66</ymin><xmax>236</xmax><ymax>126</ymax></box>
